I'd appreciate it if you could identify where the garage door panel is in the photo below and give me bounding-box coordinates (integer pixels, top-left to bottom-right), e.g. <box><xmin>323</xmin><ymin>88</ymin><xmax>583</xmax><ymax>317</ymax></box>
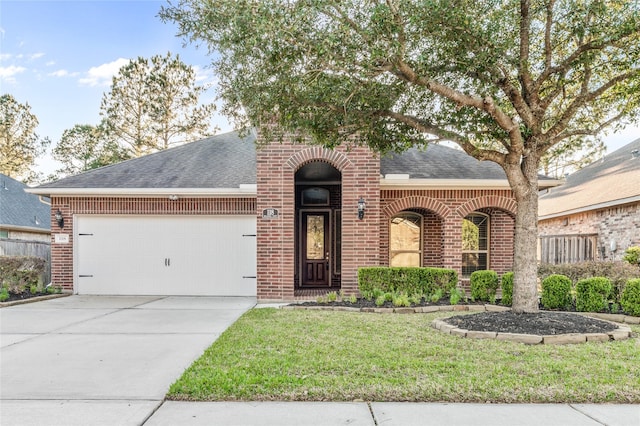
<box><xmin>76</xmin><ymin>216</ymin><xmax>256</xmax><ymax>296</ymax></box>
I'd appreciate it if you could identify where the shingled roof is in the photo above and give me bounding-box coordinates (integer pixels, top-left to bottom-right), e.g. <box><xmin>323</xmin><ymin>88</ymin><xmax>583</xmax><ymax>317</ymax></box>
<box><xmin>0</xmin><ymin>174</ymin><xmax>51</xmax><ymax>233</ymax></box>
<box><xmin>539</xmin><ymin>137</ymin><xmax>640</xmax><ymax>219</ymax></box>
<box><xmin>32</xmin><ymin>130</ymin><xmax>559</xmax><ymax>195</ymax></box>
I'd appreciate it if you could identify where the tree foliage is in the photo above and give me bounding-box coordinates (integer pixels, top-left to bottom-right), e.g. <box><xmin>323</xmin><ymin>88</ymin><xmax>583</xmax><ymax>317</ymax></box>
<box><xmin>51</xmin><ymin>124</ymin><xmax>129</xmax><ymax>179</ymax></box>
<box><xmin>161</xmin><ymin>0</ymin><xmax>640</xmax><ymax>312</ymax></box>
<box><xmin>100</xmin><ymin>52</ymin><xmax>215</xmax><ymax>158</ymax></box>
<box><xmin>0</xmin><ymin>94</ymin><xmax>50</xmax><ymax>182</ymax></box>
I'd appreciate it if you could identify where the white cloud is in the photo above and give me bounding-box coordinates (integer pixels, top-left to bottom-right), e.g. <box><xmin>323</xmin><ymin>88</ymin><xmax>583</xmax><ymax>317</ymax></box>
<box><xmin>0</xmin><ymin>65</ymin><xmax>27</xmax><ymax>82</ymax></box>
<box><xmin>30</xmin><ymin>52</ymin><xmax>45</xmax><ymax>60</ymax></box>
<box><xmin>79</xmin><ymin>58</ymin><xmax>130</xmax><ymax>87</ymax></box>
<box><xmin>46</xmin><ymin>61</ymin><xmax>56</xmax><ymax>66</ymax></box>
<box><xmin>49</xmin><ymin>69</ymin><xmax>79</xmax><ymax>78</ymax></box>
<box><xmin>0</xmin><ymin>53</ymin><xmax>11</xmax><ymax>61</ymax></box>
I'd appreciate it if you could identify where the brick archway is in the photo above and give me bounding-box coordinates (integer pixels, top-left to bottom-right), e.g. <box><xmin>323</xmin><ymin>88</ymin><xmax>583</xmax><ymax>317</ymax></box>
<box><xmin>455</xmin><ymin>196</ymin><xmax>517</xmax><ymax>218</ymax></box>
<box><xmin>286</xmin><ymin>146</ymin><xmax>352</xmax><ymax>172</ymax></box>
<box><xmin>382</xmin><ymin>196</ymin><xmax>451</xmax><ymax>219</ymax></box>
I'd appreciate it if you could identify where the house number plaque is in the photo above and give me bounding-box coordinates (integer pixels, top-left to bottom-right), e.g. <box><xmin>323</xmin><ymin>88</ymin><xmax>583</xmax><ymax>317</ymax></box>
<box><xmin>262</xmin><ymin>208</ymin><xmax>279</xmax><ymax>219</ymax></box>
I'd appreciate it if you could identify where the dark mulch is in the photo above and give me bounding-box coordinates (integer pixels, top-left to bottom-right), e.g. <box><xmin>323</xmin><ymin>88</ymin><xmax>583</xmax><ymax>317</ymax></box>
<box><xmin>444</xmin><ymin>311</ymin><xmax>619</xmax><ymax>335</ymax></box>
<box><xmin>294</xmin><ymin>299</ymin><xmax>626</xmax><ymax>335</ymax></box>
<box><xmin>2</xmin><ymin>291</ymin><xmax>53</xmax><ymax>303</ymax></box>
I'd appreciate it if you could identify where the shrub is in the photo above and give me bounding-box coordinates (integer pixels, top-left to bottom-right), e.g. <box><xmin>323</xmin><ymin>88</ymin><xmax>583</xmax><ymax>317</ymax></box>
<box><xmin>392</xmin><ymin>292</ymin><xmax>411</xmax><ymax>307</ymax></box>
<box><xmin>449</xmin><ymin>287</ymin><xmax>464</xmax><ymax>305</ymax></box>
<box><xmin>622</xmin><ymin>247</ymin><xmax>640</xmax><ymax>266</ymax></box>
<box><xmin>500</xmin><ymin>272</ymin><xmax>514</xmax><ymax>306</ymax></box>
<box><xmin>575</xmin><ymin>277</ymin><xmax>612</xmax><ymax>312</ymax></box>
<box><xmin>0</xmin><ymin>256</ymin><xmax>47</xmax><ymax>293</ymax></box>
<box><xmin>358</xmin><ymin>267</ymin><xmax>457</xmax><ymax>297</ymax></box>
<box><xmin>538</xmin><ymin>261</ymin><xmax>638</xmax><ymax>303</ymax></box>
<box><xmin>430</xmin><ymin>288</ymin><xmax>444</xmax><ymax>303</ymax></box>
<box><xmin>620</xmin><ymin>278</ymin><xmax>640</xmax><ymax>316</ymax></box>
<box><xmin>0</xmin><ymin>287</ymin><xmax>9</xmax><ymax>302</ymax></box>
<box><xmin>541</xmin><ymin>274</ymin><xmax>572</xmax><ymax>310</ymax></box>
<box><xmin>470</xmin><ymin>270</ymin><xmax>499</xmax><ymax>302</ymax></box>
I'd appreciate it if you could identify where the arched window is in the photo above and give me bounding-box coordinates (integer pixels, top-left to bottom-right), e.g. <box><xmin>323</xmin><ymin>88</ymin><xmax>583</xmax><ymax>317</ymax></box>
<box><xmin>390</xmin><ymin>212</ymin><xmax>423</xmax><ymax>267</ymax></box>
<box><xmin>462</xmin><ymin>212</ymin><xmax>489</xmax><ymax>276</ymax></box>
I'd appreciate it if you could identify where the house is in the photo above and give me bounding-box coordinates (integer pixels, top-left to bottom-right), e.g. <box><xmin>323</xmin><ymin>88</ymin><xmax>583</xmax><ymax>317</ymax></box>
<box><xmin>29</xmin><ymin>130</ymin><xmax>560</xmax><ymax>301</ymax></box>
<box><xmin>0</xmin><ymin>173</ymin><xmax>52</xmax><ymax>281</ymax></box>
<box><xmin>538</xmin><ymin>138</ymin><xmax>640</xmax><ymax>264</ymax></box>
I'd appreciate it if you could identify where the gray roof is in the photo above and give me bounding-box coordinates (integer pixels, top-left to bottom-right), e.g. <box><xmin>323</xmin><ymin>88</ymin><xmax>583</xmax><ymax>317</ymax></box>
<box><xmin>381</xmin><ymin>144</ymin><xmax>508</xmax><ymax>179</ymax></box>
<box><xmin>0</xmin><ymin>174</ymin><xmax>51</xmax><ymax>233</ymax></box>
<box><xmin>35</xmin><ymin>130</ymin><xmax>548</xmax><ymax>193</ymax></box>
<box><xmin>38</xmin><ymin>131</ymin><xmax>257</xmax><ymax>189</ymax></box>
<box><xmin>539</xmin><ymin>137</ymin><xmax>640</xmax><ymax>217</ymax></box>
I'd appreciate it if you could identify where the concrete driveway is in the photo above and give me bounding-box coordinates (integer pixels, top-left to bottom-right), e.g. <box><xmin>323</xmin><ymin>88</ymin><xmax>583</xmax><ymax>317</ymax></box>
<box><xmin>0</xmin><ymin>295</ymin><xmax>256</xmax><ymax>426</ymax></box>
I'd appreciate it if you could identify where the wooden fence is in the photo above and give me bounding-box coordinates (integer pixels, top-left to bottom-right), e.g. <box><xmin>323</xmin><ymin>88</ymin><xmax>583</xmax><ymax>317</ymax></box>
<box><xmin>0</xmin><ymin>239</ymin><xmax>51</xmax><ymax>284</ymax></box>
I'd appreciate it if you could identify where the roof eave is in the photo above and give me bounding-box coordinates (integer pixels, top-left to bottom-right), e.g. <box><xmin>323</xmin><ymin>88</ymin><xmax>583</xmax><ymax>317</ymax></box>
<box><xmin>25</xmin><ymin>187</ymin><xmax>258</xmax><ymax>198</ymax></box>
<box><xmin>0</xmin><ymin>224</ymin><xmax>51</xmax><ymax>234</ymax></box>
<box><xmin>539</xmin><ymin>194</ymin><xmax>640</xmax><ymax>220</ymax></box>
<box><xmin>380</xmin><ymin>178</ymin><xmax>563</xmax><ymax>190</ymax></box>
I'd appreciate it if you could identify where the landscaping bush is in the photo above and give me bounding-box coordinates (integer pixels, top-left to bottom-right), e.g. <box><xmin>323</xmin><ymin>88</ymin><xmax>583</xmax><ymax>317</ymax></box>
<box><xmin>470</xmin><ymin>270</ymin><xmax>499</xmax><ymax>302</ymax></box>
<box><xmin>623</xmin><ymin>246</ymin><xmax>640</xmax><ymax>266</ymax></box>
<box><xmin>538</xmin><ymin>261</ymin><xmax>639</xmax><ymax>303</ymax></box>
<box><xmin>541</xmin><ymin>274</ymin><xmax>573</xmax><ymax>310</ymax></box>
<box><xmin>500</xmin><ymin>272</ymin><xmax>514</xmax><ymax>306</ymax></box>
<box><xmin>358</xmin><ymin>267</ymin><xmax>457</xmax><ymax>298</ymax></box>
<box><xmin>620</xmin><ymin>278</ymin><xmax>640</xmax><ymax>316</ymax></box>
<box><xmin>575</xmin><ymin>277</ymin><xmax>612</xmax><ymax>312</ymax></box>
<box><xmin>0</xmin><ymin>256</ymin><xmax>47</xmax><ymax>293</ymax></box>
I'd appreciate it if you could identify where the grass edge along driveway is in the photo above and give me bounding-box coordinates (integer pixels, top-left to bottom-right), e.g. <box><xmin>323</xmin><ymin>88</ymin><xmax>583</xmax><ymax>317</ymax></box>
<box><xmin>168</xmin><ymin>309</ymin><xmax>640</xmax><ymax>403</ymax></box>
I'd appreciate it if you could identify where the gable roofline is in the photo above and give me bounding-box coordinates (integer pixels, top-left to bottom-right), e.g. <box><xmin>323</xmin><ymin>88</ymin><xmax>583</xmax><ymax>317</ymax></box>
<box><xmin>381</xmin><ymin>177</ymin><xmax>562</xmax><ymax>190</ymax></box>
<box><xmin>26</xmin><ymin>186</ymin><xmax>258</xmax><ymax>198</ymax></box>
<box><xmin>539</xmin><ymin>194</ymin><xmax>640</xmax><ymax>221</ymax></box>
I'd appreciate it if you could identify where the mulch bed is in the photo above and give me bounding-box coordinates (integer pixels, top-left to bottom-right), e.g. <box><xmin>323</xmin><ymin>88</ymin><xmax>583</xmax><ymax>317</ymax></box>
<box><xmin>444</xmin><ymin>311</ymin><xmax>618</xmax><ymax>335</ymax></box>
<box><xmin>2</xmin><ymin>291</ymin><xmax>55</xmax><ymax>303</ymax></box>
<box><xmin>294</xmin><ymin>299</ymin><xmax>628</xmax><ymax>335</ymax></box>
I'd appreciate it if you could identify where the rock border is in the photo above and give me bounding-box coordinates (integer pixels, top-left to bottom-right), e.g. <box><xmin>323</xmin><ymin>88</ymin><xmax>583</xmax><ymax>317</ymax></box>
<box><xmin>282</xmin><ymin>303</ymin><xmax>637</xmax><ymax>345</ymax></box>
<box><xmin>0</xmin><ymin>293</ymin><xmax>70</xmax><ymax>308</ymax></box>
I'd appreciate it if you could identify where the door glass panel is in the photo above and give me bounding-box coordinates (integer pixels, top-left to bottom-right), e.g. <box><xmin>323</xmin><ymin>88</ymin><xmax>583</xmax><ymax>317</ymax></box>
<box><xmin>306</xmin><ymin>215</ymin><xmax>325</xmax><ymax>260</ymax></box>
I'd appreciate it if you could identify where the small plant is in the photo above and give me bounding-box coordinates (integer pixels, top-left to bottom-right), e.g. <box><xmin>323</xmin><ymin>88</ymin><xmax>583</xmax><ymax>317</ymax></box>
<box><xmin>30</xmin><ymin>284</ymin><xmax>38</xmax><ymax>295</ymax></box>
<box><xmin>46</xmin><ymin>285</ymin><xmax>61</xmax><ymax>294</ymax></box>
<box><xmin>622</xmin><ymin>246</ymin><xmax>640</xmax><ymax>266</ymax></box>
<box><xmin>449</xmin><ymin>287</ymin><xmax>464</xmax><ymax>305</ymax></box>
<box><xmin>375</xmin><ymin>294</ymin><xmax>386</xmax><ymax>307</ymax></box>
<box><xmin>541</xmin><ymin>274</ymin><xmax>573</xmax><ymax>310</ymax></box>
<box><xmin>408</xmin><ymin>294</ymin><xmax>421</xmax><ymax>305</ymax></box>
<box><xmin>372</xmin><ymin>288</ymin><xmax>385</xmax><ymax>300</ymax></box>
<box><xmin>470</xmin><ymin>270</ymin><xmax>499</xmax><ymax>302</ymax></box>
<box><xmin>348</xmin><ymin>294</ymin><xmax>358</xmax><ymax>304</ymax></box>
<box><xmin>338</xmin><ymin>290</ymin><xmax>345</xmax><ymax>300</ymax></box>
<box><xmin>327</xmin><ymin>291</ymin><xmax>338</xmax><ymax>302</ymax></box>
<box><xmin>620</xmin><ymin>278</ymin><xmax>640</xmax><ymax>316</ymax></box>
<box><xmin>430</xmin><ymin>288</ymin><xmax>443</xmax><ymax>303</ymax></box>
<box><xmin>316</xmin><ymin>295</ymin><xmax>328</xmax><ymax>304</ymax></box>
<box><xmin>392</xmin><ymin>292</ymin><xmax>411</xmax><ymax>307</ymax></box>
<box><xmin>0</xmin><ymin>287</ymin><xmax>9</xmax><ymax>302</ymax></box>
<box><xmin>384</xmin><ymin>292</ymin><xmax>393</xmax><ymax>302</ymax></box>
<box><xmin>500</xmin><ymin>272</ymin><xmax>514</xmax><ymax>306</ymax></box>
<box><xmin>360</xmin><ymin>290</ymin><xmax>373</xmax><ymax>301</ymax></box>
<box><xmin>575</xmin><ymin>277</ymin><xmax>612</xmax><ymax>312</ymax></box>
<box><xmin>610</xmin><ymin>302</ymin><xmax>620</xmax><ymax>314</ymax></box>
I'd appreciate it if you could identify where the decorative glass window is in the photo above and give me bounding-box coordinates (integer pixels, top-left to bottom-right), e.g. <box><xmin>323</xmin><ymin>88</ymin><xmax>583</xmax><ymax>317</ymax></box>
<box><xmin>462</xmin><ymin>213</ymin><xmax>489</xmax><ymax>276</ymax></box>
<box><xmin>301</xmin><ymin>187</ymin><xmax>330</xmax><ymax>206</ymax></box>
<box><xmin>390</xmin><ymin>212</ymin><xmax>422</xmax><ymax>267</ymax></box>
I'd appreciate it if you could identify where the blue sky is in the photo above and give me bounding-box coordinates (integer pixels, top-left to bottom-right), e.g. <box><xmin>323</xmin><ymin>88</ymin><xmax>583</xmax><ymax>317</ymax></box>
<box><xmin>1</xmin><ymin>0</ymin><xmax>638</xmax><ymax>179</ymax></box>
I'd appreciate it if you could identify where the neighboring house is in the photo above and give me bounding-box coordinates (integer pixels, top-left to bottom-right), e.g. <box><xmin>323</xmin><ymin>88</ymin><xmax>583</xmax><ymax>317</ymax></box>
<box><xmin>30</xmin><ymin>130</ymin><xmax>559</xmax><ymax>301</ymax></box>
<box><xmin>0</xmin><ymin>173</ymin><xmax>52</xmax><ymax>282</ymax></box>
<box><xmin>539</xmin><ymin>138</ymin><xmax>640</xmax><ymax>264</ymax></box>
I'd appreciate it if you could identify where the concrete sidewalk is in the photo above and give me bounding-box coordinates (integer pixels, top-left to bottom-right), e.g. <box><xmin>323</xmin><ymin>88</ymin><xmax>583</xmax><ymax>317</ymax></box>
<box><xmin>145</xmin><ymin>401</ymin><xmax>639</xmax><ymax>426</ymax></box>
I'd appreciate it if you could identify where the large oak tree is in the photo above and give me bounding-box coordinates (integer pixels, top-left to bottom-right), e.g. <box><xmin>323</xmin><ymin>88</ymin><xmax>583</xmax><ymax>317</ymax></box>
<box><xmin>162</xmin><ymin>0</ymin><xmax>640</xmax><ymax>313</ymax></box>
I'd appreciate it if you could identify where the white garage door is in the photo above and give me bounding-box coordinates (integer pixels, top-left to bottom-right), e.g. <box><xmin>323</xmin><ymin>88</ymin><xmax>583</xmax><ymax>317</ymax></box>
<box><xmin>76</xmin><ymin>215</ymin><xmax>256</xmax><ymax>296</ymax></box>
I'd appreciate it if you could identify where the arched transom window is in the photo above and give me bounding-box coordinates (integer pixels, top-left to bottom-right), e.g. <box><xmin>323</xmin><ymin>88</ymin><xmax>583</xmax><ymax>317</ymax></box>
<box><xmin>390</xmin><ymin>212</ymin><xmax>423</xmax><ymax>267</ymax></box>
<box><xmin>462</xmin><ymin>212</ymin><xmax>489</xmax><ymax>276</ymax></box>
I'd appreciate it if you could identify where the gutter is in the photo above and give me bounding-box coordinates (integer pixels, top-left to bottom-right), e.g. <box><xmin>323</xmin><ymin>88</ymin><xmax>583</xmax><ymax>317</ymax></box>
<box><xmin>380</xmin><ymin>178</ymin><xmax>563</xmax><ymax>190</ymax></box>
<box><xmin>25</xmin><ymin>186</ymin><xmax>258</xmax><ymax>198</ymax></box>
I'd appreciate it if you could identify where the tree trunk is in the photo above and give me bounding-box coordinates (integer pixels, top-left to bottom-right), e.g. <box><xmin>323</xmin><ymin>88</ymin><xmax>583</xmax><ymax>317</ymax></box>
<box><xmin>507</xmin><ymin>154</ymin><xmax>540</xmax><ymax>314</ymax></box>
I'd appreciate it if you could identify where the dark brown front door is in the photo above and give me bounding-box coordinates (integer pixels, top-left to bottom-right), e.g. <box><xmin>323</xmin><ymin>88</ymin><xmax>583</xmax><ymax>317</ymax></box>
<box><xmin>301</xmin><ymin>211</ymin><xmax>330</xmax><ymax>287</ymax></box>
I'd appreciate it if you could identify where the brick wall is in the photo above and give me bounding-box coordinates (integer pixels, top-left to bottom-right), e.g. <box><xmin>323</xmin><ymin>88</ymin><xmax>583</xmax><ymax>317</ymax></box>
<box><xmin>49</xmin><ymin>197</ymin><xmax>256</xmax><ymax>292</ymax></box>
<box><xmin>380</xmin><ymin>190</ymin><xmax>517</xmax><ymax>288</ymax></box>
<box><xmin>539</xmin><ymin>201</ymin><xmax>640</xmax><ymax>262</ymax></box>
<box><xmin>255</xmin><ymin>131</ymin><xmax>380</xmax><ymax>301</ymax></box>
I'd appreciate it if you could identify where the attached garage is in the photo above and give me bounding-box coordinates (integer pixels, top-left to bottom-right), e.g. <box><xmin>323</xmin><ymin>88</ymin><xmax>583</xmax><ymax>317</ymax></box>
<box><xmin>75</xmin><ymin>215</ymin><xmax>256</xmax><ymax>296</ymax></box>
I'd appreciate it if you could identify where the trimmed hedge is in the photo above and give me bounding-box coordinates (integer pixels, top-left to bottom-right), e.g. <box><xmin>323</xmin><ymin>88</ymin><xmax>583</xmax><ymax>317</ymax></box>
<box><xmin>541</xmin><ymin>274</ymin><xmax>572</xmax><ymax>310</ymax></box>
<box><xmin>575</xmin><ymin>277</ymin><xmax>612</xmax><ymax>313</ymax></box>
<box><xmin>620</xmin><ymin>278</ymin><xmax>640</xmax><ymax>316</ymax></box>
<box><xmin>623</xmin><ymin>246</ymin><xmax>640</xmax><ymax>266</ymax></box>
<box><xmin>470</xmin><ymin>270</ymin><xmax>499</xmax><ymax>302</ymax></box>
<box><xmin>500</xmin><ymin>272</ymin><xmax>514</xmax><ymax>306</ymax></box>
<box><xmin>358</xmin><ymin>267</ymin><xmax>457</xmax><ymax>297</ymax></box>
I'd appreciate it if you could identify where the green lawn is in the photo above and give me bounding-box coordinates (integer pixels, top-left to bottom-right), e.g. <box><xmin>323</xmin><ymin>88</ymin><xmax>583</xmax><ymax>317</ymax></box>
<box><xmin>168</xmin><ymin>309</ymin><xmax>640</xmax><ymax>403</ymax></box>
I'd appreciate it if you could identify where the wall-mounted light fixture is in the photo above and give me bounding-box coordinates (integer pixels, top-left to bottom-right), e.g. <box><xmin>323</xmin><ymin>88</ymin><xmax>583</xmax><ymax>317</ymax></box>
<box><xmin>358</xmin><ymin>197</ymin><xmax>366</xmax><ymax>220</ymax></box>
<box><xmin>54</xmin><ymin>209</ymin><xmax>64</xmax><ymax>228</ymax></box>
<box><xmin>168</xmin><ymin>194</ymin><xmax>179</xmax><ymax>201</ymax></box>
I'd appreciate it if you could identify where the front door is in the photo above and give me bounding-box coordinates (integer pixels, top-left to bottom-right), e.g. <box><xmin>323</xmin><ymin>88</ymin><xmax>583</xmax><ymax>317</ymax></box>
<box><xmin>301</xmin><ymin>211</ymin><xmax>330</xmax><ymax>286</ymax></box>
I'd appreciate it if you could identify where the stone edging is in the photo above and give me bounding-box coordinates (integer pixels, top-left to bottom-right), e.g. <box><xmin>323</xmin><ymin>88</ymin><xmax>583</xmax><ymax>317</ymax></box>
<box><xmin>282</xmin><ymin>303</ymin><xmax>637</xmax><ymax>345</ymax></box>
<box><xmin>0</xmin><ymin>293</ymin><xmax>71</xmax><ymax>308</ymax></box>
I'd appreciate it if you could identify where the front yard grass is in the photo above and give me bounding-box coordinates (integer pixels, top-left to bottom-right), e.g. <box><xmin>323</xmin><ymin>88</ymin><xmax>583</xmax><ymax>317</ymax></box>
<box><xmin>168</xmin><ymin>309</ymin><xmax>640</xmax><ymax>403</ymax></box>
